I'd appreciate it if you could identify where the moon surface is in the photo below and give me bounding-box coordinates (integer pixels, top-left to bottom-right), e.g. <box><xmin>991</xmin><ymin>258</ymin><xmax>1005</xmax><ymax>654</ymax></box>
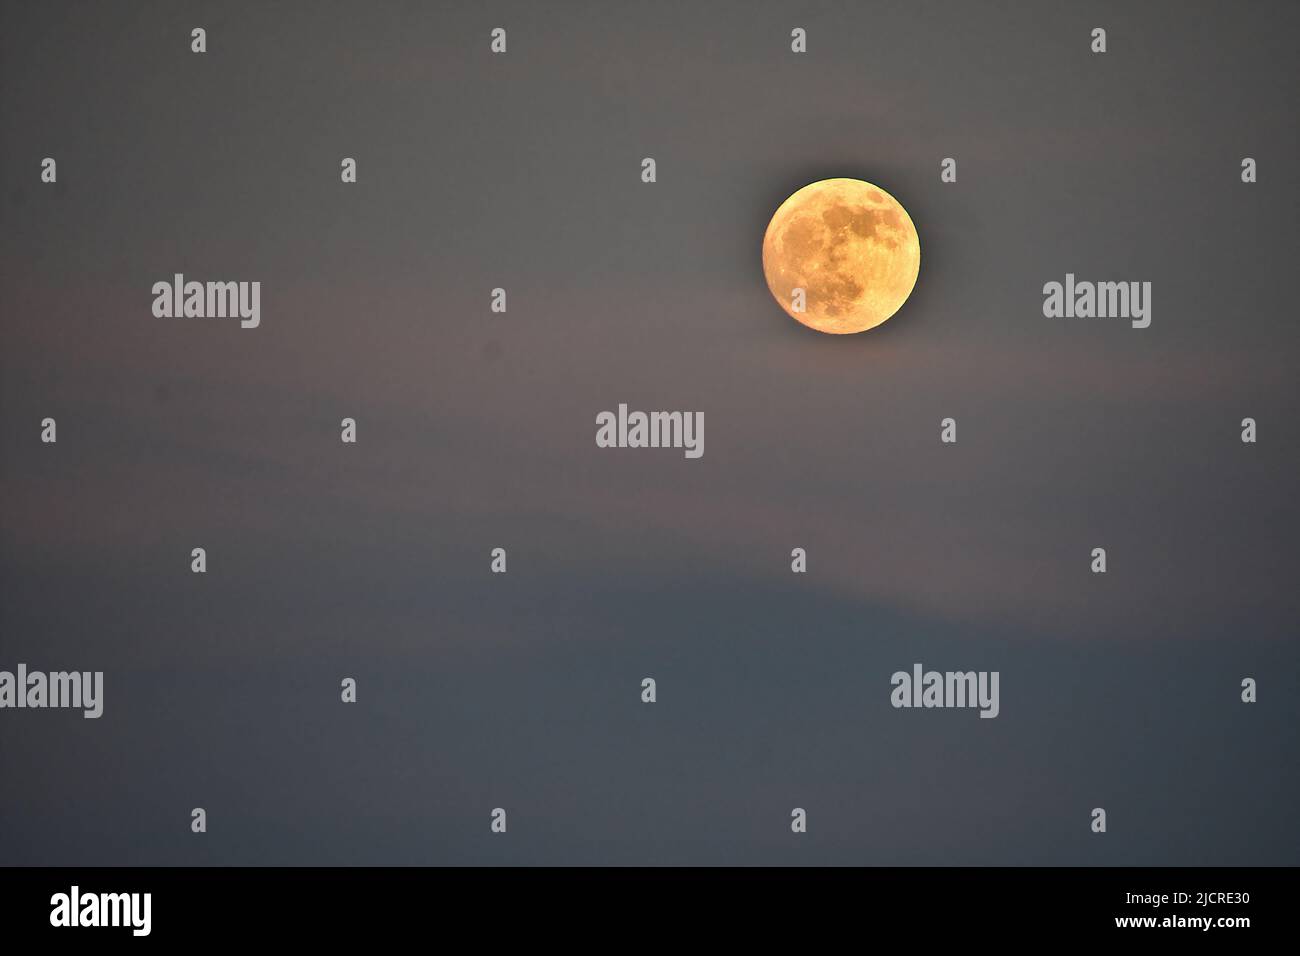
<box><xmin>762</xmin><ymin>178</ymin><xmax>921</xmax><ymax>334</ymax></box>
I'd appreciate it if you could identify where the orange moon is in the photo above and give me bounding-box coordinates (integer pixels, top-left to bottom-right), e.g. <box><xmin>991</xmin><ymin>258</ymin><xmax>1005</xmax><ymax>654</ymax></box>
<box><xmin>762</xmin><ymin>178</ymin><xmax>921</xmax><ymax>334</ymax></box>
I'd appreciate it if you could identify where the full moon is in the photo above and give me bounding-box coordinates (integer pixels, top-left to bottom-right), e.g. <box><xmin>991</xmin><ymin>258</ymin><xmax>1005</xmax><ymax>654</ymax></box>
<box><xmin>762</xmin><ymin>178</ymin><xmax>921</xmax><ymax>334</ymax></box>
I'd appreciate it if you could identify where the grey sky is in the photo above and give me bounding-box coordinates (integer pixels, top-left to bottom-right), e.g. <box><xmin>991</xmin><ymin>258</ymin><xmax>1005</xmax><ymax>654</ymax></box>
<box><xmin>1</xmin><ymin>0</ymin><xmax>1296</xmax><ymax>865</ymax></box>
